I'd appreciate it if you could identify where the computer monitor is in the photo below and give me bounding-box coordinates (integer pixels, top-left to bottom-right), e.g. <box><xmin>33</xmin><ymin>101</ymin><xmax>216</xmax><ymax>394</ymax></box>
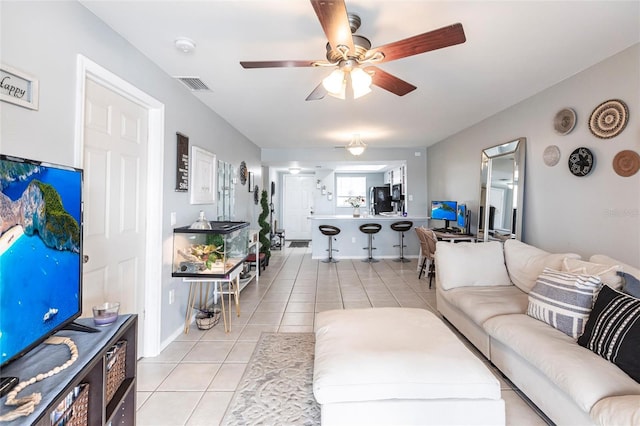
<box><xmin>431</xmin><ymin>201</ymin><xmax>457</xmax><ymax>229</ymax></box>
<box><xmin>457</xmin><ymin>204</ymin><xmax>467</xmax><ymax>229</ymax></box>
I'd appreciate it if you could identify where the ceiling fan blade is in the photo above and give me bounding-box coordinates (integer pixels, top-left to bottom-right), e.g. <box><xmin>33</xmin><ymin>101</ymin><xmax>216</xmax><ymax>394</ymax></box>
<box><xmin>365</xmin><ymin>66</ymin><xmax>416</xmax><ymax>96</ymax></box>
<box><xmin>240</xmin><ymin>60</ymin><xmax>318</xmax><ymax>69</ymax></box>
<box><xmin>370</xmin><ymin>23</ymin><xmax>466</xmax><ymax>63</ymax></box>
<box><xmin>305</xmin><ymin>82</ymin><xmax>327</xmax><ymax>101</ymax></box>
<box><xmin>310</xmin><ymin>0</ymin><xmax>354</xmax><ymax>54</ymax></box>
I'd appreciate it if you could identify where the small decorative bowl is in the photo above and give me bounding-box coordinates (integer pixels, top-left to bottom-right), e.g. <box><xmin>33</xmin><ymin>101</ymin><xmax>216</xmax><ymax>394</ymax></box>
<box><xmin>92</xmin><ymin>302</ymin><xmax>120</xmax><ymax>326</ymax></box>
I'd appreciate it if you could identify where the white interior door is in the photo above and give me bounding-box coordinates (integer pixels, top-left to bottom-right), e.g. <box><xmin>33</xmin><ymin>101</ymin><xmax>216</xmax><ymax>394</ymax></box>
<box><xmin>82</xmin><ymin>78</ymin><xmax>148</xmax><ymax>347</ymax></box>
<box><xmin>283</xmin><ymin>175</ymin><xmax>315</xmax><ymax>240</ymax></box>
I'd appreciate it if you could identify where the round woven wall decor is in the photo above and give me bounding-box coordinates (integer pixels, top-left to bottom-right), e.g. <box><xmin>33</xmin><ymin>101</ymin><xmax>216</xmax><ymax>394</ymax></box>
<box><xmin>589</xmin><ymin>99</ymin><xmax>628</xmax><ymax>139</ymax></box>
<box><xmin>543</xmin><ymin>145</ymin><xmax>561</xmax><ymax>166</ymax></box>
<box><xmin>612</xmin><ymin>150</ymin><xmax>640</xmax><ymax>177</ymax></box>
<box><xmin>553</xmin><ymin>108</ymin><xmax>576</xmax><ymax>135</ymax></box>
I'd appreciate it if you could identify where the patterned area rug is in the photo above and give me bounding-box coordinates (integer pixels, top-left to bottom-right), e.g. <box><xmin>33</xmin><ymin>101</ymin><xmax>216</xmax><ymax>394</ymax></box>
<box><xmin>221</xmin><ymin>332</ymin><xmax>320</xmax><ymax>425</ymax></box>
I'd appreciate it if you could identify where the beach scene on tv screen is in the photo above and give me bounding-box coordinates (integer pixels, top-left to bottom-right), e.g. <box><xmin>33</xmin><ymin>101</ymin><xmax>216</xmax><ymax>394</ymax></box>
<box><xmin>0</xmin><ymin>160</ymin><xmax>81</xmax><ymax>365</ymax></box>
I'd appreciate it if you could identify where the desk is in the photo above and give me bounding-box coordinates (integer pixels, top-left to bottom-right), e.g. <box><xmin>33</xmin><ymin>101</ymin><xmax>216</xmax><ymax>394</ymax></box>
<box><xmin>434</xmin><ymin>231</ymin><xmax>477</xmax><ymax>243</ymax></box>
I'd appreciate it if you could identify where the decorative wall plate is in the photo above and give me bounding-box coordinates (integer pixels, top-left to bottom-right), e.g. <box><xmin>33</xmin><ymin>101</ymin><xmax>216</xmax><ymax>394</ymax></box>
<box><xmin>239</xmin><ymin>161</ymin><xmax>247</xmax><ymax>185</ymax></box>
<box><xmin>612</xmin><ymin>150</ymin><xmax>640</xmax><ymax>177</ymax></box>
<box><xmin>589</xmin><ymin>99</ymin><xmax>628</xmax><ymax>139</ymax></box>
<box><xmin>543</xmin><ymin>145</ymin><xmax>561</xmax><ymax>166</ymax></box>
<box><xmin>553</xmin><ymin>108</ymin><xmax>576</xmax><ymax>135</ymax></box>
<box><xmin>254</xmin><ymin>186</ymin><xmax>260</xmax><ymax>204</ymax></box>
<box><xmin>568</xmin><ymin>147</ymin><xmax>594</xmax><ymax>177</ymax></box>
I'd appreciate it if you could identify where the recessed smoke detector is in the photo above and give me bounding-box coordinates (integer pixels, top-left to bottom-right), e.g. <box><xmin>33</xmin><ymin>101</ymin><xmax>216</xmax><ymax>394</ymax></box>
<box><xmin>174</xmin><ymin>77</ymin><xmax>211</xmax><ymax>92</ymax></box>
<box><xmin>174</xmin><ymin>37</ymin><xmax>196</xmax><ymax>53</ymax></box>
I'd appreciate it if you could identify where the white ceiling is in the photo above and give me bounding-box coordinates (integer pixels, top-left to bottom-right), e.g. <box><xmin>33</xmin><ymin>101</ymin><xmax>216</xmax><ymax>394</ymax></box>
<box><xmin>81</xmin><ymin>1</ymin><xmax>639</xmax><ymax>151</ymax></box>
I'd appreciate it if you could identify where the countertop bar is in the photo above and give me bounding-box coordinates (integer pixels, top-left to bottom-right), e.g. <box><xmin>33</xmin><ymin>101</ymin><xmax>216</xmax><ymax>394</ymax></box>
<box><xmin>308</xmin><ymin>215</ymin><xmax>428</xmax><ymax>260</ymax></box>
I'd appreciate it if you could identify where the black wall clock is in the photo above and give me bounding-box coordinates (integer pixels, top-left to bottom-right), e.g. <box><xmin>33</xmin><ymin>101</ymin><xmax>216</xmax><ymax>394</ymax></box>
<box><xmin>568</xmin><ymin>147</ymin><xmax>594</xmax><ymax>177</ymax></box>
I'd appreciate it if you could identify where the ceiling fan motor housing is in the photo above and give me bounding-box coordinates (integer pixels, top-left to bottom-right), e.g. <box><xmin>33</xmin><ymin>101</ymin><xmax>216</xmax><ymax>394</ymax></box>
<box><xmin>325</xmin><ymin>34</ymin><xmax>371</xmax><ymax>63</ymax></box>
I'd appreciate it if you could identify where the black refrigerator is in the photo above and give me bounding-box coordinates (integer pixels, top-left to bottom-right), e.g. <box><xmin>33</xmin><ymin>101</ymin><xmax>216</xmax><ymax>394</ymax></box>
<box><xmin>369</xmin><ymin>186</ymin><xmax>392</xmax><ymax>214</ymax></box>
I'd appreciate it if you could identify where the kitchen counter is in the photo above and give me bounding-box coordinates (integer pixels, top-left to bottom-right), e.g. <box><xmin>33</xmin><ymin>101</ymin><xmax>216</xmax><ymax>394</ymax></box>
<box><xmin>308</xmin><ymin>215</ymin><xmax>428</xmax><ymax>260</ymax></box>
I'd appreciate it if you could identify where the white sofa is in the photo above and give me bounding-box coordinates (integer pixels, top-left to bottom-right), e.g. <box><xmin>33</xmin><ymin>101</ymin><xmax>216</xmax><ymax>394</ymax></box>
<box><xmin>435</xmin><ymin>239</ymin><xmax>640</xmax><ymax>426</ymax></box>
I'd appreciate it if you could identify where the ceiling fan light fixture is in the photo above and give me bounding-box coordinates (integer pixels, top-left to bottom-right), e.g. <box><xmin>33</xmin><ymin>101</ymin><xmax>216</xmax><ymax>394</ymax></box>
<box><xmin>346</xmin><ymin>134</ymin><xmax>366</xmax><ymax>156</ymax></box>
<box><xmin>351</xmin><ymin>67</ymin><xmax>373</xmax><ymax>99</ymax></box>
<box><xmin>322</xmin><ymin>69</ymin><xmax>346</xmax><ymax>99</ymax></box>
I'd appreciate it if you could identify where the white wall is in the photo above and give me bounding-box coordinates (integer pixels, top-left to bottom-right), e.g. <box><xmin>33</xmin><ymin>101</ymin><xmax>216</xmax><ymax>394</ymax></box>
<box><xmin>1</xmin><ymin>2</ymin><xmax>262</xmax><ymax>345</ymax></box>
<box><xmin>428</xmin><ymin>44</ymin><xmax>640</xmax><ymax>265</ymax></box>
<box><xmin>262</xmin><ymin>146</ymin><xmax>428</xmax><ymax>218</ymax></box>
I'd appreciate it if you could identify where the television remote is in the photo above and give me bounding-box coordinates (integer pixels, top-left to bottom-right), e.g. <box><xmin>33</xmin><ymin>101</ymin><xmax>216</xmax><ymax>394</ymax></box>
<box><xmin>0</xmin><ymin>376</ymin><xmax>19</xmax><ymax>398</ymax></box>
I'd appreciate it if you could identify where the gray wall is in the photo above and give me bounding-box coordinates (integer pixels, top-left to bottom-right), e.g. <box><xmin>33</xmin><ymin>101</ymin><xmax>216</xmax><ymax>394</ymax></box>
<box><xmin>1</xmin><ymin>1</ymin><xmax>262</xmax><ymax>344</ymax></box>
<box><xmin>428</xmin><ymin>44</ymin><xmax>640</xmax><ymax>265</ymax></box>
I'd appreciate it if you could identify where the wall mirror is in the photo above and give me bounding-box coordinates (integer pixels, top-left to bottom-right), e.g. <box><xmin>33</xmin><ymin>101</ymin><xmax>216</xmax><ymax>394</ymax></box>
<box><xmin>217</xmin><ymin>160</ymin><xmax>235</xmax><ymax>220</ymax></box>
<box><xmin>478</xmin><ymin>138</ymin><xmax>526</xmax><ymax>242</ymax></box>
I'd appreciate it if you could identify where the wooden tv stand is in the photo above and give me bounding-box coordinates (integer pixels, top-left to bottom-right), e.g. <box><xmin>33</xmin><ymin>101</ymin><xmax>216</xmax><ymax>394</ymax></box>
<box><xmin>0</xmin><ymin>315</ymin><xmax>137</xmax><ymax>425</ymax></box>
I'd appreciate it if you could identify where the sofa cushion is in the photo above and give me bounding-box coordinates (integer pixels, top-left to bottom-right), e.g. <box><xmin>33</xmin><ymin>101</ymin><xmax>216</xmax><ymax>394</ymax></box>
<box><xmin>561</xmin><ymin>257</ymin><xmax>622</xmax><ymax>289</ymax></box>
<box><xmin>590</xmin><ymin>254</ymin><xmax>640</xmax><ymax>281</ymax></box>
<box><xmin>590</xmin><ymin>395</ymin><xmax>640</xmax><ymax>426</ymax></box>
<box><xmin>618</xmin><ymin>271</ymin><xmax>640</xmax><ymax>298</ymax></box>
<box><xmin>577</xmin><ymin>285</ymin><xmax>640</xmax><ymax>382</ymax></box>
<box><xmin>439</xmin><ymin>285</ymin><xmax>528</xmax><ymax>326</ymax></box>
<box><xmin>503</xmin><ymin>239</ymin><xmax>581</xmax><ymax>293</ymax></box>
<box><xmin>484</xmin><ymin>314</ymin><xmax>640</xmax><ymax>413</ymax></box>
<box><xmin>435</xmin><ymin>241</ymin><xmax>511</xmax><ymax>290</ymax></box>
<box><xmin>527</xmin><ymin>268</ymin><xmax>602</xmax><ymax>339</ymax></box>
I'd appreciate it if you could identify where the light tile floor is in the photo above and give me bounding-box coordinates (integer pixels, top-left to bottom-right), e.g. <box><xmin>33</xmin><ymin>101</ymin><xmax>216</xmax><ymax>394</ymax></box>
<box><xmin>137</xmin><ymin>245</ymin><xmax>552</xmax><ymax>426</ymax></box>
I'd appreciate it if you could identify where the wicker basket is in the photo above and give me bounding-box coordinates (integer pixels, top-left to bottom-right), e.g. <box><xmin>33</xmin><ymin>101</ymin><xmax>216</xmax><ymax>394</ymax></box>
<box><xmin>196</xmin><ymin>308</ymin><xmax>221</xmax><ymax>330</ymax></box>
<box><xmin>52</xmin><ymin>383</ymin><xmax>89</xmax><ymax>426</ymax></box>
<box><xmin>105</xmin><ymin>340</ymin><xmax>127</xmax><ymax>404</ymax></box>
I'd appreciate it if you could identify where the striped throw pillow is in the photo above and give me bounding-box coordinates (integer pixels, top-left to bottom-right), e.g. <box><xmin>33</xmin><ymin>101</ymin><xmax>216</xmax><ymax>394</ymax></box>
<box><xmin>578</xmin><ymin>285</ymin><xmax>640</xmax><ymax>382</ymax></box>
<box><xmin>527</xmin><ymin>268</ymin><xmax>602</xmax><ymax>338</ymax></box>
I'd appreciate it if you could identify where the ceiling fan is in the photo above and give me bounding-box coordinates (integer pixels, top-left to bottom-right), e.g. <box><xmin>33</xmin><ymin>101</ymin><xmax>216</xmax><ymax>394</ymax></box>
<box><xmin>240</xmin><ymin>0</ymin><xmax>466</xmax><ymax>101</ymax></box>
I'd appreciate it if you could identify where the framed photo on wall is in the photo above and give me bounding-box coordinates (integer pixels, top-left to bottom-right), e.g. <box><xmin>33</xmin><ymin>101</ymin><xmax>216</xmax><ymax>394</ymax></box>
<box><xmin>190</xmin><ymin>146</ymin><xmax>216</xmax><ymax>204</ymax></box>
<box><xmin>248</xmin><ymin>172</ymin><xmax>254</xmax><ymax>192</ymax></box>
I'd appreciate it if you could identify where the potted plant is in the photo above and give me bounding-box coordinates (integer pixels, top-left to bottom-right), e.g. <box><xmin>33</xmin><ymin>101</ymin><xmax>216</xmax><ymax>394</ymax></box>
<box><xmin>258</xmin><ymin>189</ymin><xmax>271</xmax><ymax>265</ymax></box>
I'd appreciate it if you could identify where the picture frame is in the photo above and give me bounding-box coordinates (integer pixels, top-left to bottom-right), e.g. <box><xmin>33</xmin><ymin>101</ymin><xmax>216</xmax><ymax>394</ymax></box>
<box><xmin>248</xmin><ymin>172</ymin><xmax>255</xmax><ymax>192</ymax></box>
<box><xmin>190</xmin><ymin>146</ymin><xmax>216</xmax><ymax>204</ymax></box>
<box><xmin>0</xmin><ymin>64</ymin><xmax>39</xmax><ymax>110</ymax></box>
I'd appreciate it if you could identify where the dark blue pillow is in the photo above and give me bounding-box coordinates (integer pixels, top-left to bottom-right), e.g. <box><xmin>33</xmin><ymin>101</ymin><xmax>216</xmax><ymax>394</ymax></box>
<box><xmin>617</xmin><ymin>271</ymin><xmax>640</xmax><ymax>298</ymax></box>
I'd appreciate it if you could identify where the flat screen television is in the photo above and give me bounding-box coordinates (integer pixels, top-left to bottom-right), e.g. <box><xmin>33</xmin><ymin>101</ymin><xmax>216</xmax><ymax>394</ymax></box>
<box><xmin>457</xmin><ymin>204</ymin><xmax>467</xmax><ymax>229</ymax></box>
<box><xmin>431</xmin><ymin>200</ymin><xmax>457</xmax><ymax>229</ymax></box>
<box><xmin>0</xmin><ymin>154</ymin><xmax>85</xmax><ymax>369</ymax></box>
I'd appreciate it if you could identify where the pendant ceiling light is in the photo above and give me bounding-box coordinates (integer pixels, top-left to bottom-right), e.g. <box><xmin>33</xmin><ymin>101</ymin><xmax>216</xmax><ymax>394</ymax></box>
<box><xmin>346</xmin><ymin>134</ymin><xmax>366</xmax><ymax>156</ymax></box>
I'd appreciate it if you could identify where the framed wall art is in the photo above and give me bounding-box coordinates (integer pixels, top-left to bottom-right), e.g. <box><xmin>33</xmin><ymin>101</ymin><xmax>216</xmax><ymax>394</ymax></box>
<box><xmin>175</xmin><ymin>133</ymin><xmax>189</xmax><ymax>192</ymax></box>
<box><xmin>190</xmin><ymin>146</ymin><xmax>216</xmax><ymax>204</ymax></box>
<box><xmin>0</xmin><ymin>64</ymin><xmax>39</xmax><ymax>110</ymax></box>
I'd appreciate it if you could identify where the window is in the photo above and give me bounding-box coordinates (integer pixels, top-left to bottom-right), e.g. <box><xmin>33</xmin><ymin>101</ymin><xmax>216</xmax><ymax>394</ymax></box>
<box><xmin>336</xmin><ymin>176</ymin><xmax>367</xmax><ymax>207</ymax></box>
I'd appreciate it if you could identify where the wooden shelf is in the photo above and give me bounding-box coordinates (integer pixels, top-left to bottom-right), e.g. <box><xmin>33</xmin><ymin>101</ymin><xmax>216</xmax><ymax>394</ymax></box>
<box><xmin>0</xmin><ymin>315</ymin><xmax>137</xmax><ymax>426</ymax></box>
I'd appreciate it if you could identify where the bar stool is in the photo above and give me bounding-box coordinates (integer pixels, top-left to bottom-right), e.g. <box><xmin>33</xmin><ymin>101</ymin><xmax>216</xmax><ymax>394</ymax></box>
<box><xmin>359</xmin><ymin>223</ymin><xmax>382</xmax><ymax>263</ymax></box>
<box><xmin>390</xmin><ymin>220</ymin><xmax>413</xmax><ymax>263</ymax></box>
<box><xmin>319</xmin><ymin>225</ymin><xmax>341</xmax><ymax>263</ymax></box>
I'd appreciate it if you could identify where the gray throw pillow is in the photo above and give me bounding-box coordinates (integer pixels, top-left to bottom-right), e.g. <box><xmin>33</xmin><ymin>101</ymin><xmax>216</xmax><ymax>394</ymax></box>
<box><xmin>617</xmin><ymin>271</ymin><xmax>640</xmax><ymax>298</ymax></box>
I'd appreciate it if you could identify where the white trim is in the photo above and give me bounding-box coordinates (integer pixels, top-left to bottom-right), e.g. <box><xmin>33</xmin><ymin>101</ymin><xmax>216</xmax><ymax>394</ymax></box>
<box><xmin>75</xmin><ymin>55</ymin><xmax>164</xmax><ymax>358</ymax></box>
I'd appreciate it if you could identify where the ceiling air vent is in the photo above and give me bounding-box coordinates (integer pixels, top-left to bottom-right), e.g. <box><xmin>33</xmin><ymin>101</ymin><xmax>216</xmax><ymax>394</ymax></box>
<box><xmin>175</xmin><ymin>77</ymin><xmax>210</xmax><ymax>92</ymax></box>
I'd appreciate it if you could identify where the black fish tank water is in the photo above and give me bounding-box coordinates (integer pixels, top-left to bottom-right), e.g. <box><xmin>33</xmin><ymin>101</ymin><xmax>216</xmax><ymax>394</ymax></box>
<box><xmin>0</xmin><ymin>154</ymin><xmax>84</xmax><ymax>367</ymax></box>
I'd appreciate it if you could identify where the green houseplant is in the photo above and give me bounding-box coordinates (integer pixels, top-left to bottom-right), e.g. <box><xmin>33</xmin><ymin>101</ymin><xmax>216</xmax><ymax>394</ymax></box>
<box><xmin>258</xmin><ymin>189</ymin><xmax>271</xmax><ymax>265</ymax></box>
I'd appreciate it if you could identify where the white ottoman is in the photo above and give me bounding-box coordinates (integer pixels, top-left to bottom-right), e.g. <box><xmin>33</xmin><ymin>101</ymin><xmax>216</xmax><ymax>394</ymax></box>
<box><xmin>313</xmin><ymin>308</ymin><xmax>505</xmax><ymax>425</ymax></box>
